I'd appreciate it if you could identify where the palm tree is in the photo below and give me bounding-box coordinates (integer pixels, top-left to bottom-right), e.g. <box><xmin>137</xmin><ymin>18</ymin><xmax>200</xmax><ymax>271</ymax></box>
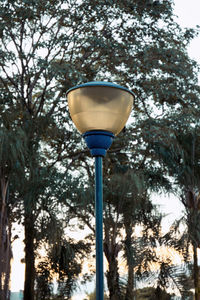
<box><xmin>140</xmin><ymin>113</ymin><xmax>200</xmax><ymax>299</ymax></box>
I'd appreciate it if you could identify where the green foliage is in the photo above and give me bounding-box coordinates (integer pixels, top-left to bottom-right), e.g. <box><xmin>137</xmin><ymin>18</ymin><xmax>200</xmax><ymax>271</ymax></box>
<box><xmin>35</xmin><ymin>261</ymin><xmax>54</xmax><ymax>300</ymax></box>
<box><xmin>0</xmin><ymin>126</ymin><xmax>27</xmax><ymax>177</ymax></box>
<box><xmin>0</xmin><ymin>0</ymin><xmax>200</xmax><ymax>299</ymax></box>
<box><xmin>136</xmin><ymin>286</ymin><xmax>172</xmax><ymax>300</ymax></box>
<box><xmin>50</xmin><ymin>238</ymin><xmax>91</xmax><ymax>298</ymax></box>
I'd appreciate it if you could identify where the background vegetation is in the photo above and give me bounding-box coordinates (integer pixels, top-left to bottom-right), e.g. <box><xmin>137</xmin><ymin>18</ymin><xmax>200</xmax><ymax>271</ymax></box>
<box><xmin>0</xmin><ymin>0</ymin><xmax>200</xmax><ymax>299</ymax></box>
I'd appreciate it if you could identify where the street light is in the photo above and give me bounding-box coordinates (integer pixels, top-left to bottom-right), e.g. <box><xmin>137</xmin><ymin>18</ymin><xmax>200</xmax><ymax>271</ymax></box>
<box><xmin>67</xmin><ymin>81</ymin><xmax>134</xmax><ymax>300</ymax></box>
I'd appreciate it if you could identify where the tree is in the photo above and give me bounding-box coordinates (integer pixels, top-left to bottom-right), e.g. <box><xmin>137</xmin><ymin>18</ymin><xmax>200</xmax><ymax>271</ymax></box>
<box><xmin>27</xmin><ymin>167</ymin><xmax>93</xmax><ymax>300</ymax></box>
<box><xmin>0</xmin><ymin>0</ymin><xmax>199</xmax><ymax>299</ymax></box>
<box><xmin>35</xmin><ymin>237</ymin><xmax>91</xmax><ymax>300</ymax></box>
<box><xmin>103</xmin><ymin>157</ymin><xmax>163</xmax><ymax>300</ymax></box>
<box><xmin>35</xmin><ymin>261</ymin><xmax>53</xmax><ymax>300</ymax></box>
<box><xmin>138</xmin><ymin>105</ymin><xmax>200</xmax><ymax>299</ymax></box>
<box><xmin>0</xmin><ymin>125</ymin><xmax>27</xmax><ymax>299</ymax></box>
<box><xmin>0</xmin><ymin>166</ymin><xmax>11</xmax><ymax>300</ymax></box>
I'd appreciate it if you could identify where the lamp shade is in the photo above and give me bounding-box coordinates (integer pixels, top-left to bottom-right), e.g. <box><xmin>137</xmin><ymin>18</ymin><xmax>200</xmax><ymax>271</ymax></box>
<box><xmin>67</xmin><ymin>81</ymin><xmax>134</xmax><ymax>135</ymax></box>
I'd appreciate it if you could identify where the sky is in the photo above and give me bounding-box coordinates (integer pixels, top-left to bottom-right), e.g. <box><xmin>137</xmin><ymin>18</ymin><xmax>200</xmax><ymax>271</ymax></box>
<box><xmin>10</xmin><ymin>0</ymin><xmax>200</xmax><ymax>297</ymax></box>
<box><xmin>174</xmin><ymin>0</ymin><xmax>200</xmax><ymax>62</ymax></box>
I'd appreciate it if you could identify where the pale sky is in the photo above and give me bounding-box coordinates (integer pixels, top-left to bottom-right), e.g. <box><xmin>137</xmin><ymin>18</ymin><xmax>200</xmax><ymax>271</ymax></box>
<box><xmin>174</xmin><ymin>0</ymin><xmax>200</xmax><ymax>62</ymax></box>
<box><xmin>10</xmin><ymin>0</ymin><xmax>200</xmax><ymax>296</ymax></box>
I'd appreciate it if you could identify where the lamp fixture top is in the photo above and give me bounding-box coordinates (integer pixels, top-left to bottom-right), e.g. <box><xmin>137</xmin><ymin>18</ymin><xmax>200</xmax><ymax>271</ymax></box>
<box><xmin>66</xmin><ymin>81</ymin><xmax>134</xmax><ymax>97</ymax></box>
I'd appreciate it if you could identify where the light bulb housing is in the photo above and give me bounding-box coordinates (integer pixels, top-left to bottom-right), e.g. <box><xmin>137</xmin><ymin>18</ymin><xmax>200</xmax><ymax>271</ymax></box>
<box><xmin>67</xmin><ymin>81</ymin><xmax>134</xmax><ymax>136</ymax></box>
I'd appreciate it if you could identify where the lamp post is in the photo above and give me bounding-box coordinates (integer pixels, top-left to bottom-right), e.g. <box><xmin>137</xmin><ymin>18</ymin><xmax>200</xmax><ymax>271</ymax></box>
<box><xmin>67</xmin><ymin>81</ymin><xmax>134</xmax><ymax>300</ymax></box>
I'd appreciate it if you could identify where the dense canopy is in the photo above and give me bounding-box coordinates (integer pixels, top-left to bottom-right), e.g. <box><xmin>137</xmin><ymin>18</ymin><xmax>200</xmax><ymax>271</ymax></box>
<box><xmin>0</xmin><ymin>0</ymin><xmax>200</xmax><ymax>299</ymax></box>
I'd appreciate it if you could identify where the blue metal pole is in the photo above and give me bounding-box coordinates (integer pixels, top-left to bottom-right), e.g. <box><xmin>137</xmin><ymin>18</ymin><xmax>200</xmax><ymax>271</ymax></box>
<box><xmin>83</xmin><ymin>130</ymin><xmax>114</xmax><ymax>299</ymax></box>
<box><xmin>95</xmin><ymin>155</ymin><xmax>104</xmax><ymax>300</ymax></box>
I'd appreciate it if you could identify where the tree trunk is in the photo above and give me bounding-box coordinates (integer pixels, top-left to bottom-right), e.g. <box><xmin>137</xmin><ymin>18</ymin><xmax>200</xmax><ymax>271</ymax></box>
<box><xmin>0</xmin><ymin>173</ymin><xmax>12</xmax><ymax>300</ymax></box>
<box><xmin>24</xmin><ymin>211</ymin><xmax>35</xmax><ymax>300</ymax></box>
<box><xmin>124</xmin><ymin>221</ymin><xmax>134</xmax><ymax>300</ymax></box>
<box><xmin>3</xmin><ymin>221</ymin><xmax>12</xmax><ymax>300</ymax></box>
<box><xmin>193</xmin><ymin>242</ymin><xmax>200</xmax><ymax>300</ymax></box>
<box><xmin>105</xmin><ymin>252</ymin><xmax>121</xmax><ymax>300</ymax></box>
<box><xmin>104</xmin><ymin>235</ymin><xmax>122</xmax><ymax>300</ymax></box>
